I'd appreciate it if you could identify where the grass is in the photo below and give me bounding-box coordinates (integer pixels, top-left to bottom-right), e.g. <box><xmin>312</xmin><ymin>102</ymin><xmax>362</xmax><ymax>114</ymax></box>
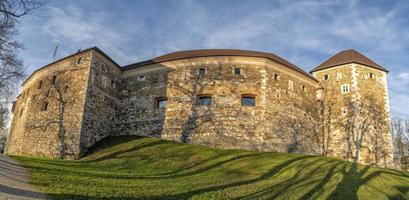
<box><xmin>14</xmin><ymin>136</ymin><xmax>409</xmax><ymax>200</ymax></box>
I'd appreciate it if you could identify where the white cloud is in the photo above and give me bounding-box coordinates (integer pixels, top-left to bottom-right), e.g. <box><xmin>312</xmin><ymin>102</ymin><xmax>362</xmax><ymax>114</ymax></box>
<box><xmin>42</xmin><ymin>5</ymin><xmax>138</xmax><ymax>64</ymax></box>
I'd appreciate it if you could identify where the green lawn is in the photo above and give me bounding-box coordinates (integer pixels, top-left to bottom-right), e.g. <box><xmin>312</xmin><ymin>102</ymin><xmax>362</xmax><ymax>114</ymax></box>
<box><xmin>14</xmin><ymin>136</ymin><xmax>409</xmax><ymax>200</ymax></box>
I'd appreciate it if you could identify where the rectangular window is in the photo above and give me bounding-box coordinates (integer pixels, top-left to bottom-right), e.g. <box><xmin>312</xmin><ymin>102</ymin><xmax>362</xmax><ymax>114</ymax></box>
<box><xmin>51</xmin><ymin>75</ymin><xmax>57</xmax><ymax>85</ymax></box>
<box><xmin>199</xmin><ymin>68</ymin><xmax>206</xmax><ymax>78</ymax></box>
<box><xmin>288</xmin><ymin>80</ymin><xmax>294</xmax><ymax>91</ymax></box>
<box><xmin>197</xmin><ymin>95</ymin><xmax>212</xmax><ymax>106</ymax></box>
<box><xmin>341</xmin><ymin>107</ymin><xmax>348</xmax><ymax>115</ymax></box>
<box><xmin>323</xmin><ymin>74</ymin><xmax>329</xmax><ymax>80</ymax></box>
<box><xmin>273</xmin><ymin>73</ymin><xmax>279</xmax><ymax>80</ymax></box>
<box><xmin>336</xmin><ymin>73</ymin><xmax>342</xmax><ymax>81</ymax></box>
<box><xmin>301</xmin><ymin>85</ymin><xmax>306</xmax><ymax>92</ymax></box>
<box><xmin>41</xmin><ymin>101</ymin><xmax>49</xmax><ymax>111</ymax></box>
<box><xmin>234</xmin><ymin>68</ymin><xmax>241</xmax><ymax>75</ymax></box>
<box><xmin>341</xmin><ymin>84</ymin><xmax>350</xmax><ymax>94</ymax></box>
<box><xmin>368</xmin><ymin>72</ymin><xmax>375</xmax><ymax>79</ymax></box>
<box><xmin>241</xmin><ymin>95</ymin><xmax>256</xmax><ymax>106</ymax></box>
<box><xmin>156</xmin><ymin>98</ymin><xmax>168</xmax><ymax>109</ymax></box>
<box><xmin>38</xmin><ymin>81</ymin><xmax>42</xmax><ymax>89</ymax></box>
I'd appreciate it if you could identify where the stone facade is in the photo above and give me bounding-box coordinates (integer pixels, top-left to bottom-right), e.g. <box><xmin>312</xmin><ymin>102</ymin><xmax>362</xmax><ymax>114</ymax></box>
<box><xmin>5</xmin><ymin>47</ymin><xmax>393</xmax><ymax>165</ymax></box>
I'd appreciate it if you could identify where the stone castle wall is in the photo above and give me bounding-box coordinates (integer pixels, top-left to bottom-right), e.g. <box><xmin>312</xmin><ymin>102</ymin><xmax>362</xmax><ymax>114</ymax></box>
<box><xmin>6</xmin><ymin>51</ymin><xmax>93</xmax><ymax>159</ymax></box>
<box><xmin>6</xmin><ymin>48</ymin><xmax>392</xmax><ymax>165</ymax></box>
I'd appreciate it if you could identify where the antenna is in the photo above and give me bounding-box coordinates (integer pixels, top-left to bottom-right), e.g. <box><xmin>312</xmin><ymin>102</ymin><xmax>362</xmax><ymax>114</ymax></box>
<box><xmin>52</xmin><ymin>42</ymin><xmax>59</xmax><ymax>61</ymax></box>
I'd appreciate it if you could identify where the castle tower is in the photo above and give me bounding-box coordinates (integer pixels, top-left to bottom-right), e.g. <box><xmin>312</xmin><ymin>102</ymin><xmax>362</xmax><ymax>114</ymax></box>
<box><xmin>310</xmin><ymin>49</ymin><xmax>392</xmax><ymax>165</ymax></box>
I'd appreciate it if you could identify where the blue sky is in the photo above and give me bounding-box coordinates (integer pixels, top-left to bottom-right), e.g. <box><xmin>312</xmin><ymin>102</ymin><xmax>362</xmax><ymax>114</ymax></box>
<box><xmin>16</xmin><ymin>0</ymin><xmax>409</xmax><ymax>118</ymax></box>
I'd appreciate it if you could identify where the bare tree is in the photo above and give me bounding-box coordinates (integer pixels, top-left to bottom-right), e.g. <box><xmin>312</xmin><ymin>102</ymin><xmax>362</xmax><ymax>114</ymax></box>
<box><xmin>391</xmin><ymin>118</ymin><xmax>409</xmax><ymax>169</ymax></box>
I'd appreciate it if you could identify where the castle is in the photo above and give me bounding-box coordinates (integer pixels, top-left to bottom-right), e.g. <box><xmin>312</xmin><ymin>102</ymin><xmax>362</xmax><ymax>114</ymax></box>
<box><xmin>5</xmin><ymin>47</ymin><xmax>392</xmax><ymax>165</ymax></box>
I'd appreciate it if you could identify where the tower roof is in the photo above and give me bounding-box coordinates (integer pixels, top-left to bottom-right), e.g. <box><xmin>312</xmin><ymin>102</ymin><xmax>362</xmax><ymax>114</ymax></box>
<box><xmin>310</xmin><ymin>49</ymin><xmax>388</xmax><ymax>73</ymax></box>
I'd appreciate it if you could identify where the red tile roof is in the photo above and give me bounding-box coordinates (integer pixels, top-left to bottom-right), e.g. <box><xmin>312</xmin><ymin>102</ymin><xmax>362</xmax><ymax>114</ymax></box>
<box><xmin>122</xmin><ymin>49</ymin><xmax>318</xmax><ymax>81</ymax></box>
<box><xmin>310</xmin><ymin>49</ymin><xmax>388</xmax><ymax>73</ymax></box>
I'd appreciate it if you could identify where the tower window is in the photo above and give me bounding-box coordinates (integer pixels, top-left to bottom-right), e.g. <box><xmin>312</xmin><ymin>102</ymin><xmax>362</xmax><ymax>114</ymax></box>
<box><xmin>336</xmin><ymin>73</ymin><xmax>342</xmax><ymax>81</ymax></box>
<box><xmin>341</xmin><ymin>107</ymin><xmax>348</xmax><ymax>115</ymax></box>
<box><xmin>37</xmin><ymin>81</ymin><xmax>42</xmax><ymax>89</ymax></box>
<box><xmin>77</xmin><ymin>57</ymin><xmax>83</xmax><ymax>65</ymax></box>
<box><xmin>341</xmin><ymin>84</ymin><xmax>350</xmax><ymax>94</ymax></box>
<box><xmin>234</xmin><ymin>68</ymin><xmax>241</xmax><ymax>75</ymax></box>
<box><xmin>41</xmin><ymin>101</ymin><xmax>49</xmax><ymax>111</ymax></box>
<box><xmin>19</xmin><ymin>108</ymin><xmax>24</xmax><ymax>116</ymax></box>
<box><xmin>51</xmin><ymin>75</ymin><xmax>57</xmax><ymax>85</ymax></box>
<box><xmin>301</xmin><ymin>85</ymin><xmax>306</xmax><ymax>92</ymax></box>
<box><xmin>198</xmin><ymin>68</ymin><xmax>206</xmax><ymax>78</ymax></box>
<box><xmin>156</xmin><ymin>97</ymin><xmax>168</xmax><ymax>109</ymax></box>
<box><xmin>241</xmin><ymin>95</ymin><xmax>256</xmax><ymax>106</ymax></box>
<box><xmin>137</xmin><ymin>75</ymin><xmax>145</xmax><ymax>82</ymax></box>
<box><xmin>323</xmin><ymin>74</ymin><xmax>329</xmax><ymax>80</ymax></box>
<box><xmin>197</xmin><ymin>95</ymin><xmax>212</xmax><ymax>106</ymax></box>
<box><xmin>273</xmin><ymin>73</ymin><xmax>279</xmax><ymax>80</ymax></box>
<box><xmin>288</xmin><ymin>80</ymin><xmax>294</xmax><ymax>91</ymax></box>
<box><xmin>368</xmin><ymin>73</ymin><xmax>375</xmax><ymax>79</ymax></box>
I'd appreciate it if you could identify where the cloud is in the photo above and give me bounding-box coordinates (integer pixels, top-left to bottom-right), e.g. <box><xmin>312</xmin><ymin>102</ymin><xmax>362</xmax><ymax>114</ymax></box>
<box><xmin>42</xmin><ymin>5</ymin><xmax>138</xmax><ymax>64</ymax></box>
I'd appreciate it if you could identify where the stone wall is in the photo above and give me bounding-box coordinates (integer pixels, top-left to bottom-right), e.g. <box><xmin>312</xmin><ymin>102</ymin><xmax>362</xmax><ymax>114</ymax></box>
<box><xmin>6</xmin><ymin>51</ymin><xmax>92</xmax><ymax>159</ymax></box>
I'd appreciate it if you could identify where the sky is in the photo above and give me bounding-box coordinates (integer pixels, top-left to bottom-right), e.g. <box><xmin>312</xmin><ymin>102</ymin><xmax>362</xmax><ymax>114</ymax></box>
<box><xmin>16</xmin><ymin>0</ymin><xmax>409</xmax><ymax>118</ymax></box>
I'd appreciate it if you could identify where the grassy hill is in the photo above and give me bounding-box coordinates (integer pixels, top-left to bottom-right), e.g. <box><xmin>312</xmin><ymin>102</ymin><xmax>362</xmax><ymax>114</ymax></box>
<box><xmin>14</xmin><ymin>136</ymin><xmax>409</xmax><ymax>200</ymax></box>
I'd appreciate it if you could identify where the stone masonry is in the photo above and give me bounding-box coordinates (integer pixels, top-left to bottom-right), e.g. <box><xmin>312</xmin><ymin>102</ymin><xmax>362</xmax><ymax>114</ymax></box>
<box><xmin>5</xmin><ymin>47</ymin><xmax>392</xmax><ymax>165</ymax></box>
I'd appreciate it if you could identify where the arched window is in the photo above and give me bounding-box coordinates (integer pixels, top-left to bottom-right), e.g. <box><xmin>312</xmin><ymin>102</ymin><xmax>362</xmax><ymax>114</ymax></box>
<box><xmin>241</xmin><ymin>95</ymin><xmax>256</xmax><ymax>106</ymax></box>
<box><xmin>197</xmin><ymin>95</ymin><xmax>212</xmax><ymax>106</ymax></box>
<box><xmin>198</xmin><ymin>68</ymin><xmax>206</xmax><ymax>78</ymax></box>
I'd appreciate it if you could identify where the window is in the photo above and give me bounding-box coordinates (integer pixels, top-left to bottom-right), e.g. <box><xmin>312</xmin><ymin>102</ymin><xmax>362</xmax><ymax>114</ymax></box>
<box><xmin>341</xmin><ymin>84</ymin><xmax>350</xmax><ymax>94</ymax></box>
<box><xmin>241</xmin><ymin>95</ymin><xmax>256</xmax><ymax>106</ymax></box>
<box><xmin>19</xmin><ymin>108</ymin><xmax>24</xmax><ymax>116</ymax></box>
<box><xmin>323</xmin><ymin>74</ymin><xmax>329</xmax><ymax>80</ymax></box>
<box><xmin>368</xmin><ymin>72</ymin><xmax>375</xmax><ymax>79</ymax></box>
<box><xmin>234</xmin><ymin>68</ymin><xmax>241</xmax><ymax>75</ymax></box>
<box><xmin>301</xmin><ymin>85</ymin><xmax>306</xmax><ymax>92</ymax></box>
<box><xmin>51</xmin><ymin>75</ymin><xmax>57</xmax><ymax>85</ymax></box>
<box><xmin>38</xmin><ymin>81</ymin><xmax>42</xmax><ymax>89</ymax></box>
<box><xmin>198</xmin><ymin>68</ymin><xmax>206</xmax><ymax>78</ymax></box>
<box><xmin>197</xmin><ymin>95</ymin><xmax>212</xmax><ymax>106</ymax></box>
<box><xmin>341</xmin><ymin>107</ymin><xmax>348</xmax><ymax>115</ymax></box>
<box><xmin>41</xmin><ymin>101</ymin><xmax>49</xmax><ymax>111</ymax></box>
<box><xmin>137</xmin><ymin>75</ymin><xmax>145</xmax><ymax>82</ymax></box>
<box><xmin>156</xmin><ymin>98</ymin><xmax>168</xmax><ymax>109</ymax></box>
<box><xmin>64</xmin><ymin>85</ymin><xmax>69</xmax><ymax>93</ymax></box>
<box><xmin>77</xmin><ymin>57</ymin><xmax>83</xmax><ymax>65</ymax></box>
<box><xmin>288</xmin><ymin>80</ymin><xmax>294</xmax><ymax>91</ymax></box>
<box><xmin>272</xmin><ymin>73</ymin><xmax>279</xmax><ymax>80</ymax></box>
<box><xmin>336</xmin><ymin>73</ymin><xmax>342</xmax><ymax>81</ymax></box>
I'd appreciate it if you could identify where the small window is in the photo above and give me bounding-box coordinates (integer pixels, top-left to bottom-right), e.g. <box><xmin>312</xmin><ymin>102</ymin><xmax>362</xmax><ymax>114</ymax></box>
<box><xmin>323</xmin><ymin>74</ymin><xmax>329</xmax><ymax>80</ymax></box>
<box><xmin>341</xmin><ymin>84</ymin><xmax>350</xmax><ymax>94</ymax></box>
<box><xmin>137</xmin><ymin>75</ymin><xmax>145</xmax><ymax>82</ymax></box>
<box><xmin>38</xmin><ymin>81</ymin><xmax>42</xmax><ymax>89</ymax></box>
<box><xmin>273</xmin><ymin>73</ymin><xmax>279</xmax><ymax>80</ymax></box>
<box><xmin>288</xmin><ymin>80</ymin><xmax>294</xmax><ymax>91</ymax></box>
<box><xmin>41</xmin><ymin>101</ymin><xmax>49</xmax><ymax>111</ymax></box>
<box><xmin>156</xmin><ymin>98</ymin><xmax>168</xmax><ymax>109</ymax></box>
<box><xmin>301</xmin><ymin>85</ymin><xmax>306</xmax><ymax>92</ymax></box>
<box><xmin>77</xmin><ymin>57</ymin><xmax>83</xmax><ymax>65</ymax></box>
<box><xmin>198</xmin><ymin>68</ymin><xmax>206</xmax><ymax>78</ymax></box>
<box><xmin>51</xmin><ymin>76</ymin><xmax>57</xmax><ymax>85</ymax></box>
<box><xmin>197</xmin><ymin>95</ymin><xmax>212</xmax><ymax>106</ymax></box>
<box><xmin>234</xmin><ymin>68</ymin><xmax>241</xmax><ymax>75</ymax></box>
<box><xmin>19</xmin><ymin>108</ymin><xmax>24</xmax><ymax>116</ymax></box>
<box><xmin>241</xmin><ymin>95</ymin><xmax>256</xmax><ymax>106</ymax></box>
<box><xmin>341</xmin><ymin>107</ymin><xmax>348</xmax><ymax>115</ymax></box>
<box><xmin>368</xmin><ymin>73</ymin><xmax>375</xmax><ymax>79</ymax></box>
<box><xmin>336</xmin><ymin>73</ymin><xmax>342</xmax><ymax>81</ymax></box>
